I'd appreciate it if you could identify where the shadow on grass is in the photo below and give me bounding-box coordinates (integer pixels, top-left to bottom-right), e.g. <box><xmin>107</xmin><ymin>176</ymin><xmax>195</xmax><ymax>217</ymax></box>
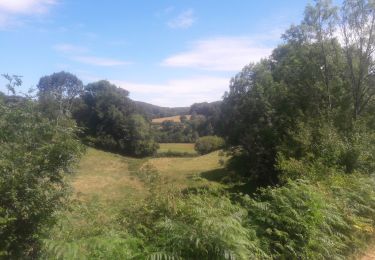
<box><xmin>199</xmin><ymin>168</ymin><xmax>259</xmax><ymax>195</ymax></box>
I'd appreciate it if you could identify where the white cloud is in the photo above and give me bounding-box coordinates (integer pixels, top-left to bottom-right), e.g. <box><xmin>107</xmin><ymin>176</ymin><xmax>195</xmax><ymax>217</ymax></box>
<box><xmin>162</xmin><ymin>36</ymin><xmax>273</xmax><ymax>71</ymax></box>
<box><xmin>0</xmin><ymin>0</ymin><xmax>56</xmax><ymax>14</ymax></box>
<box><xmin>71</xmin><ymin>56</ymin><xmax>130</xmax><ymax>67</ymax></box>
<box><xmin>167</xmin><ymin>9</ymin><xmax>195</xmax><ymax>29</ymax></box>
<box><xmin>0</xmin><ymin>0</ymin><xmax>56</xmax><ymax>28</ymax></box>
<box><xmin>114</xmin><ymin>76</ymin><xmax>229</xmax><ymax>107</ymax></box>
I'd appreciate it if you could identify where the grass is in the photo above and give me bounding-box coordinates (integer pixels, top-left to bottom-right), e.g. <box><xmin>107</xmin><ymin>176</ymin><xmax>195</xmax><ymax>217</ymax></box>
<box><xmin>152</xmin><ymin>115</ymin><xmax>191</xmax><ymax>124</ymax></box>
<box><xmin>44</xmin><ymin>147</ymin><xmax>230</xmax><ymax>257</ymax></box>
<box><xmin>149</xmin><ymin>151</ymin><xmax>227</xmax><ymax>189</ymax></box>
<box><xmin>157</xmin><ymin>143</ymin><xmax>197</xmax><ymax>155</ymax></box>
<box><xmin>70</xmin><ymin>147</ymin><xmax>227</xmax><ymax>210</ymax></box>
<box><xmin>70</xmin><ymin>148</ymin><xmax>146</xmax><ymax>212</ymax></box>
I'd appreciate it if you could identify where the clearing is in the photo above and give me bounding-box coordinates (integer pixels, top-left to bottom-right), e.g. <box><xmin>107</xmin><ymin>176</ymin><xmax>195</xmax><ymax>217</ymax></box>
<box><xmin>70</xmin><ymin>147</ymin><xmax>227</xmax><ymax>208</ymax></box>
<box><xmin>152</xmin><ymin>114</ymin><xmax>191</xmax><ymax>123</ymax></box>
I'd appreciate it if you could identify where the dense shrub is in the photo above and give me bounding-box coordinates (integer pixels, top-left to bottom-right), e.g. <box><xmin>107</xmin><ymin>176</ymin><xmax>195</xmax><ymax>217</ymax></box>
<box><xmin>0</xmin><ymin>99</ymin><xmax>83</xmax><ymax>258</ymax></box>
<box><xmin>242</xmin><ymin>180</ymin><xmax>350</xmax><ymax>259</ymax></box>
<box><xmin>194</xmin><ymin>135</ymin><xmax>225</xmax><ymax>155</ymax></box>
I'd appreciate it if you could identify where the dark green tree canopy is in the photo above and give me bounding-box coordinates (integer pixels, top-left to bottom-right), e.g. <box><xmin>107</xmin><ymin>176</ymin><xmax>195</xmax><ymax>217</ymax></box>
<box><xmin>73</xmin><ymin>80</ymin><xmax>157</xmax><ymax>156</ymax></box>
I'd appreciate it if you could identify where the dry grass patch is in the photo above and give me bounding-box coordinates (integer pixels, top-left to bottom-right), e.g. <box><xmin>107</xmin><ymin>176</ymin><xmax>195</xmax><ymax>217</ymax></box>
<box><xmin>71</xmin><ymin>148</ymin><xmax>145</xmax><ymax>204</ymax></box>
<box><xmin>152</xmin><ymin>115</ymin><xmax>191</xmax><ymax>124</ymax></box>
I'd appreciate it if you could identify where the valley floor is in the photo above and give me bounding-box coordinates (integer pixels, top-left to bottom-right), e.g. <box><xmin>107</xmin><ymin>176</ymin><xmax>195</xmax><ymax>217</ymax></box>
<box><xmin>70</xmin><ymin>147</ymin><xmax>228</xmax><ymax>213</ymax></box>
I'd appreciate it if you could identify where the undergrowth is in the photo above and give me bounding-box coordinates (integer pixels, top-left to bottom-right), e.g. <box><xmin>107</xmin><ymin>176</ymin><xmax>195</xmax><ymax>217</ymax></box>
<box><xmin>42</xmin><ymin>162</ymin><xmax>375</xmax><ymax>259</ymax></box>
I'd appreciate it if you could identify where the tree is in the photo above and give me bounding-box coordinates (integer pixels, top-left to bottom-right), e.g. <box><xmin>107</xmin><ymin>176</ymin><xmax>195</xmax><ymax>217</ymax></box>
<box><xmin>37</xmin><ymin>71</ymin><xmax>83</xmax><ymax>119</ymax></box>
<box><xmin>341</xmin><ymin>0</ymin><xmax>375</xmax><ymax>119</ymax></box>
<box><xmin>221</xmin><ymin>0</ymin><xmax>375</xmax><ymax>185</ymax></box>
<box><xmin>129</xmin><ymin>114</ymin><xmax>159</xmax><ymax>157</ymax></box>
<box><xmin>73</xmin><ymin>80</ymin><xmax>157</xmax><ymax>156</ymax></box>
<box><xmin>0</xmin><ymin>77</ymin><xmax>83</xmax><ymax>258</ymax></box>
<box><xmin>194</xmin><ymin>136</ymin><xmax>225</xmax><ymax>155</ymax></box>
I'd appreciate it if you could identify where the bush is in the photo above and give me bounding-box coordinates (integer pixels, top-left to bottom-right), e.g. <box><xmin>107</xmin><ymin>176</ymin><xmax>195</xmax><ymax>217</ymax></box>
<box><xmin>0</xmin><ymin>100</ymin><xmax>83</xmax><ymax>258</ymax></box>
<box><xmin>194</xmin><ymin>135</ymin><xmax>225</xmax><ymax>155</ymax></box>
<box><xmin>242</xmin><ymin>180</ymin><xmax>351</xmax><ymax>259</ymax></box>
<box><xmin>240</xmin><ymin>175</ymin><xmax>375</xmax><ymax>259</ymax></box>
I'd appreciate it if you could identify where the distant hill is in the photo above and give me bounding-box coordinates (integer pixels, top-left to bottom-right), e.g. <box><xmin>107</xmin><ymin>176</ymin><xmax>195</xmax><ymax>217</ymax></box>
<box><xmin>134</xmin><ymin>101</ymin><xmax>190</xmax><ymax>119</ymax></box>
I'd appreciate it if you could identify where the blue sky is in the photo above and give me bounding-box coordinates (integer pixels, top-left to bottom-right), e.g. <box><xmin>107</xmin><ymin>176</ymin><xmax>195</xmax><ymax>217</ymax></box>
<box><xmin>1</xmin><ymin>0</ymin><xmax>319</xmax><ymax>107</ymax></box>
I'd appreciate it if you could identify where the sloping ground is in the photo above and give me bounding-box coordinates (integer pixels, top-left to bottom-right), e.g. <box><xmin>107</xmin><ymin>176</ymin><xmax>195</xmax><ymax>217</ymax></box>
<box><xmin>152</xmin><ymin>114</ymin><xmax>191</xmax><ymax>123</ymax></box>
<box><xmin>148</xmin><ymin>151</ymin><xmax>226</xmax><ymax>189</ymax></box>
<box><xmin>71</xmin><ymin>148</ymin><xmax>146</xmax><ymax>207</ymax></box>
<box><xmin>71</xmin><ymin>148</ymin><xmax>227</xmax><ymax>207</ymax></box>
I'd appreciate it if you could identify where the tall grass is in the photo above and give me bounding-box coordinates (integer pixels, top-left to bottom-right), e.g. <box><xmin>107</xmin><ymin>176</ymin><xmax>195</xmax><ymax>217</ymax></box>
<box><xmin>42</xmin><ymin>154</ymin><xmax>375</xmax><ymax>259</ymax></box>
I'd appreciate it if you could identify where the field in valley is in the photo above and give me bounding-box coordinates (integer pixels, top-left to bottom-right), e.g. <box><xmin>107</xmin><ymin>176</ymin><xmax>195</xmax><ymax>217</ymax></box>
<box><xmin>59</xmin><ymin>147</ymin><xmax>229</xmax><ymax>221</ymax></box>
<box><xmin>157</xmin><ymin>143</ymin><xmax>197</xmax><ymax>155</ymax></box>
<box><xmin>72</xmin><ymin>147</ymin><xmax>225</xmax><ymax>203</ymax></box>
<box><xmin>151</xmin><ymin>114</ymin><xmax>191</xmax><ymax>123</ymax></box>
<box><xmin>44</xmin><ymin>147</ymin><xmax>230</xmax><ymax>257</ymax></box>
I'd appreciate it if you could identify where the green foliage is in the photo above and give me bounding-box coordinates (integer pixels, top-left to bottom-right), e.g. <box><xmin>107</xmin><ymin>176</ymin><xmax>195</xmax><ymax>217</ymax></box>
<box><xmin>242</xmin><ymin>180</ymin><xmax>351</xmax><ymax>259</ymax></box>
<box><xmin>147</xmin><ymin>194</ymin><xmax>266</xmax><ymax>259</ymax></box>
<box><xmin>276</xmin><ymin>120</ymin><xmax>375</xmax><ymax>182</ymax></box>
<box><xmin>195</xmin><ymin>135</ymin><xmax>225</xmax><ymax>155</ymax></box>
<box><xmin>153</xmin><ymin>112</ymin><xmax>219</xmax><ymax>143</ymax></box>
<box><xmin>42</xmin><ymin>198</ymin><xmax>144</xmax><ymax>260</ymax></box>
<box><xmin>221</xmin><ymin>0</ymin><xmax>375</xmax><ymax>185</ymax></box>
<box><xmin>0</xmin><ymin>97</ymin><xmax>83</xmax><ymax>258</ymax></box>
<box><xmin>37</xmin><ymin>71</ymin><xmax>83</xmax><ymax>119</ymax></box>
<box><xmin>128</xmin><ymin>114</ymin><xmax>159</xmax><ymax>157</ymax></box>
<box><xmin>40</xmin><ymin>150</ymin><xmax>375</xmax><ymax>259</ymax></box>
<box><xmin>73</xmin><ymin>80</ymin><xmax>157</xmax><ymax>156</ymax></box>
<box><xmin>120</xmin><ymin>165</ymin><xmax>267</xmax><ymax>259</ymax></box>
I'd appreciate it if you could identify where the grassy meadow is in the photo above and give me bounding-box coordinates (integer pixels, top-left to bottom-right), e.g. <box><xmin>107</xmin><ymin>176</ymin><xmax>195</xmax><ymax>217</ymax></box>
<box><xmin>72</xmin><ymin>147</ymin><xmax>225</xmax><ymax>204</ymax></box>
<box><xmin>157</xmin><ymin>143</ymin><xmax>197</xmax><ymax>155</ymax></box>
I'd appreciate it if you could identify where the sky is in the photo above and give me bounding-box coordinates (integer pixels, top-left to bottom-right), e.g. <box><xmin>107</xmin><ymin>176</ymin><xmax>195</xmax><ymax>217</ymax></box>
<box><xmin>0</xmin><ymin>0</ymin><xmax>321</xmax><ymax>107</ymax></box>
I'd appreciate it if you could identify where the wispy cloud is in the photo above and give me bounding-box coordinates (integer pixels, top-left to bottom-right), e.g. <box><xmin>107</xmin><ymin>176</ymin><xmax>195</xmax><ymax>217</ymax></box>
<box><xmin>167</xmin><ymin>9</ymin><xmax>195</xmax><ymax>29</ymax></box>
<box><xmin>0</xmin><ymin>0</ymin><xmax>57</xmax><ymax>29</ymax></box>
<box><xmin>53</xmin><ymin>43</ymin><xmax>88</xmax><ymax>53</ymax></box>
<box><xmin>162</xmin><ymin>36</ymin><xmax>274</xmax><ymax>71</ymax></box>
<box><xmin>72</xmin><ymin>56</ymin><xmax>130</xmax><ymax>67</ymax></box>
<box><xmin>53</xmin><ymin>43</ymin><xmax>131</xmax><ymax>67</ymax></box>
<box><xmin>114</xmin><ymin>76</ymin><xmax>229</xmax><ymax>107</ymax></box>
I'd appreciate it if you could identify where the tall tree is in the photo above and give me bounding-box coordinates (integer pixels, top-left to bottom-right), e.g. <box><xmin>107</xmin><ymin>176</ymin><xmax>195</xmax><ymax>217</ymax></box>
<box><xmin>341</xmin><ymin>0</ymin><xmax>375</xmax><ymax>119</ymax></box>
<box><xmin>37</xmin><ymin>71</ymin><xmax>83</xmax><ymax>119</ymax></box>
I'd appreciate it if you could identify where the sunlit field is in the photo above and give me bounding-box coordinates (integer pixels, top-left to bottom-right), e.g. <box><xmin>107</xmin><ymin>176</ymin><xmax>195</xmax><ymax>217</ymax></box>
<box><xmin>157</xmin><ymin>143</ymin><xmax>197</xmax><ymax>155</ymax></box>
<box><xmin>152</xmin><ymin>115</ymin><xmax>192</xmax><ymax>124</ymax></box>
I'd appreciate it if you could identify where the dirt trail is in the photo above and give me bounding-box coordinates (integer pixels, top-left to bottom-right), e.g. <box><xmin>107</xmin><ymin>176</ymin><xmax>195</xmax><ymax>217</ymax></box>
<box><xmin>360</xmin><ymin>245</ymin><xmax>375</xmax><ymax>259</ymax></box>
